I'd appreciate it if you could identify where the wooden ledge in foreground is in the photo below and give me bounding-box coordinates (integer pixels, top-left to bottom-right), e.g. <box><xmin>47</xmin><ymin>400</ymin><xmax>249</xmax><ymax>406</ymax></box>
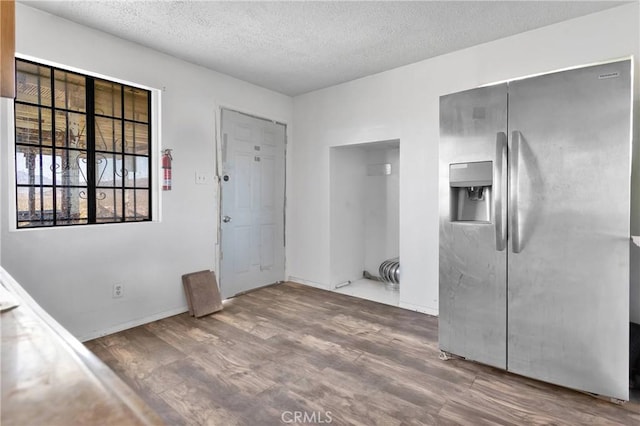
<box><xmin>0</xmin><ymin>267</ymin><xmax>164</xmax><ymax>425</ymax></box>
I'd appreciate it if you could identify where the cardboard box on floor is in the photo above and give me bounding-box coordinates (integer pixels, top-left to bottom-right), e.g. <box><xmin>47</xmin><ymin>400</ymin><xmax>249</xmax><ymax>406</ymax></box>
<box><xmin>181</xmin><ymin>270</ymin><xmax>223</xmax><ymax>318</ymax></box>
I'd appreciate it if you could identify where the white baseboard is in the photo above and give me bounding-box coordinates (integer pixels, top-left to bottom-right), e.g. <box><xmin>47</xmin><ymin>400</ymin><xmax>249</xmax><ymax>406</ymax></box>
<box><xmin>399</xmin><ymin>300</ymin><xmax>439</xmax><ymax>317</ymax></box>
<box><xmin>76</xmin><ymin>286</ymin><xmax>439</xmax><ymax>342</ymax></box>
<box><xmin>288</xmin><ymin>276</ymin><xmax>330</xmax><ymax>290</ymax></box>
<box><xmin>78</xmin><ymin>306</ymin><xmax>189</xmax><ymax>342</ymax></box>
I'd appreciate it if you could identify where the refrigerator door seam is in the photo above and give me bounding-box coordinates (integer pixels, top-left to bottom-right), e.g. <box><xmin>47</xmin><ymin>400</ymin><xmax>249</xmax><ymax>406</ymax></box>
<box><xmin>510</xmin><ymin>130</ymin><xmax>522</xmax><ymax>253</ymax></box>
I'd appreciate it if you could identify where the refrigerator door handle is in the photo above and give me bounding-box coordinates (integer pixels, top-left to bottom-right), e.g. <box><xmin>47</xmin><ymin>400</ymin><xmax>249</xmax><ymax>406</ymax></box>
<box><xmin>511</xmin><ymin>130</ymin><xmax>522</xmax><ymax>253</ymax></box>
<box><xmin>495</xmin><ymin>132</ymin><xmax>508</xmax><ymax>251</ymax></box>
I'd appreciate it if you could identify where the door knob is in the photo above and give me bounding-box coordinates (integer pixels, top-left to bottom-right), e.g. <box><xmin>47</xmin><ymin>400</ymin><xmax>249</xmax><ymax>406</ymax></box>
<box><xmin>222</xmin><ymin>215</ymin><xmax>232</xmax><ymax>223</ymax></box>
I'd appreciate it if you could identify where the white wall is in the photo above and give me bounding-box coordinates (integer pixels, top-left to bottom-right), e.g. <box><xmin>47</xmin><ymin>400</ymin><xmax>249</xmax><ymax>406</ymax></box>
<box><xmin>363</xmin><ymin>146</ymin><xmax>399</xmax><ymax>274</ymax></box>
<box><xmin>328</xmin><ymin>142</ymin><xmax>400</xmax><ymax>287</ymax></box>
<box><xmin>329</xmin><ymin>146</ymin><xmax>366</xmax><ymax>286</ymax></box>
<box><xmin>0</xmin><ymin>4</ymin><xmax>293</xmax><ymax>340</ymax></box>
<box><xmin>290</xmin><ymin>3</ymin><xmax>640</xmax><ymax>318</ymax></box>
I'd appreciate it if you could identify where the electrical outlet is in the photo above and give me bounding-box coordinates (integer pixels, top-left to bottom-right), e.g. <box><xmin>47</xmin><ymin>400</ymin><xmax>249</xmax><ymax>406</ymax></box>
<box><xmin>113</xmin><ymin>283</ymin><xmax>124</xmax><ymax>298</ymax></box>
<box><xmin>195</xmin><ymin>171</ymin><xmax>209</xmax><ymax>185</ymax></box>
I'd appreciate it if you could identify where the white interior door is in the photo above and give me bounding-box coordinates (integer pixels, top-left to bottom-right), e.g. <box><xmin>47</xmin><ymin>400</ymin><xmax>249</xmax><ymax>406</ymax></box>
<box><xmin>220</xmin><ymin>109</ymin><xmax>286</xmax><ymax>298</ymax></box>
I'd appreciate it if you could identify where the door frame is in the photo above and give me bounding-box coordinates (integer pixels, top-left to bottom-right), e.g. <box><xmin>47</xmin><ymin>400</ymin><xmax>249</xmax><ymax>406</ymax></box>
<box><xmin>215</xmin><ymin>105</ymin><xmax>288</xmax><ymax>296</ymax></box>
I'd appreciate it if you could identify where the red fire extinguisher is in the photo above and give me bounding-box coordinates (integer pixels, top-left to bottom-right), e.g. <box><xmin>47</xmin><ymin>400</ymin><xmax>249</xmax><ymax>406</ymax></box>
<box><xmin>162</xmin><ymin>149</ymin><xmax>173</xmax><ymax>191</ymax></box>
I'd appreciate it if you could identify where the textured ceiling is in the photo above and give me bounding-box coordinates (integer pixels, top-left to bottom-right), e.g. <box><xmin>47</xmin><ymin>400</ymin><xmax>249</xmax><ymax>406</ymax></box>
<box><xmin>20</xmin><ymin>1</ymin><xmax>628</xmax><ymax>96</ymax></box>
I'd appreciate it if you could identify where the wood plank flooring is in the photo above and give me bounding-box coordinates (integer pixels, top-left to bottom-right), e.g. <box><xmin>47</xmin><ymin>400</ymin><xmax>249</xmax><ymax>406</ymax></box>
<box><xmin>85</xmin><ymin>282</ymin><xmax>640</xmax><ymax>425</ymax></box>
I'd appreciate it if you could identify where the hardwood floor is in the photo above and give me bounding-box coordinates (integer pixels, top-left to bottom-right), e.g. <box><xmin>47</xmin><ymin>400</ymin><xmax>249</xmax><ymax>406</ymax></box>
<box><xmin>85</xmin><ymin>282</ymin><xmax>640</xmax><ymax>425</ymax></box>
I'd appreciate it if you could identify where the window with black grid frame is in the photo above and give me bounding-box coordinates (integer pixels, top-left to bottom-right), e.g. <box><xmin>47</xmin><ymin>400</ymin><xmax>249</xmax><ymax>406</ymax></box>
<box><xmin>14</xmin><ymin>58</ymin><xmax>152</xmax><ymax>228</ymax></box>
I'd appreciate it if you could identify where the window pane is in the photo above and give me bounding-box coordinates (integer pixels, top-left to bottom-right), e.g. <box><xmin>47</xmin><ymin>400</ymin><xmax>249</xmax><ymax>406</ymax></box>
<box><xmin>54</xmin><ymin>70</ymin><xmax>86</xmax><ymax>112</ymax></box>
<box><xmin>124</xmin><ymin>87</ymin><xmax>148</xmax><ymax>122</ymax></box>
<box><xmin>15</xmin><ymin>104</ymin><xmax>39</xmax><ymax>145</ymax></box>
<box><xmin>56</xmin><ymin>187</ymin><xmax>89</xmax><ymax>222</ymax></box>
<box><xmin>123</xmin><ymin>155</ymin><xmax>149</xmax><ymax>187</ymax></box>
<box><xmin>17</xmin><ymin>186</ymin><xmax>54</xmax><ymax>226</ymax></box>
<box><xmin>41</xmin><ymin>108</ymin><xmax>53</xmax><ymax>146</ymax></box>
<box><xmin>15</xmin><ymin>60</ymin><xmax>151</xmax><ymax>227</ymax></box>
<box><xmin>16</xmin><ymin>61</ymin><xmax>52</xmax><ymax>106</ymax></box>
<box><xmin>18</xmin><ymin>220</ymin><xmax>53</xmax><ymax>228</ymax></box>
<box><xmin>56</xmin><ymin>218</ymin><xmax>90</xmax><ymax>226</ymax></box>
<box><xmin>16</xmin><ymin>146</ymin><xmax>39</xmax><ymax>185</ymax></box>
<box><xmin>124</xmin><ymin>122</ymin><xmax>149</xmax><ymax>154</ymax></box>
<box><xmin>17</xmin><ymin>186</ymin><xmax>41</xmax><ymax>220</ymax></box>
<box><xmin>16</xmin><ymin>104</ymin><xmax>52</xmax><ymax>146</ymax></box>
<box><xmin>16</xmin><ymin>146</ymin><xmax>54</xmax><ymax>185</ymax></box>
<box><xmin>54</xmin><ymin>149</ymin><xmax>88</xmax><ymax>186</ymax></box>
<box><xmin>95</xmin><ymin>80</ymin><xmax>122</xmax><ymax>118</ymax></box>
<box><xmin>55</xmin><ymin>111</ymin><xmax>87</xmax><ymax>149</ymax></box>
<box><xmin>95</xmin><ymin>152</ymin><xmax>119</xmax><ymax>187</ymax></box>
<box><xmin>113</xmin><ymin>156</ymin><xmax>125</xmax><ymax>186</ymax></box>
<box><xmin>96</xmin><ymin>188</ymin><xmax>122</xmax><ymax>222</ymax></box>
<box><xmin>95</xmin><ymin>117</ymin><xmax>122</xmax><ymax>152</ymax></box>
<box><xmin>135</xmin><ymin>157</ymin><xmax>150</xmax><ymax>188</ymax></box>
<box><xmin>124</xmin><ymin>189</ymin><xmax>148</xmax><ymax>220</ymax></box>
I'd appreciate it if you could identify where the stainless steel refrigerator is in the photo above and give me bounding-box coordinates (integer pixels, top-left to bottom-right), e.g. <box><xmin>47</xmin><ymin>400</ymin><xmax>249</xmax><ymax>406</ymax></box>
<box><xmin>439</xmin><ymin>59</ymin><xmax>632</xmax><ymax>401</ymax></box>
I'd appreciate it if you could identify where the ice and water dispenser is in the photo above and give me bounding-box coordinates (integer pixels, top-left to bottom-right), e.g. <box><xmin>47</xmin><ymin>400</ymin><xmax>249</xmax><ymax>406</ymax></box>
<box><xmin>449</xmin><ymin>161</ymin><xmax>492</xmax><ymax>223</ymax></box>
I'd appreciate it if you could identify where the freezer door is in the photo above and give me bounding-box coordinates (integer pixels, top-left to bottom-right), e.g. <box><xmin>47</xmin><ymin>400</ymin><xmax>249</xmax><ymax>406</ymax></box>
<box><xmin>507</xmin><ymin>60</ymin><xmax>632</xmax><ymax>400</ymax></box>
<box><xmin>439</xmin><ymin>84</ymin><xmax>508</xmax><ymax>369</ymax></box>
